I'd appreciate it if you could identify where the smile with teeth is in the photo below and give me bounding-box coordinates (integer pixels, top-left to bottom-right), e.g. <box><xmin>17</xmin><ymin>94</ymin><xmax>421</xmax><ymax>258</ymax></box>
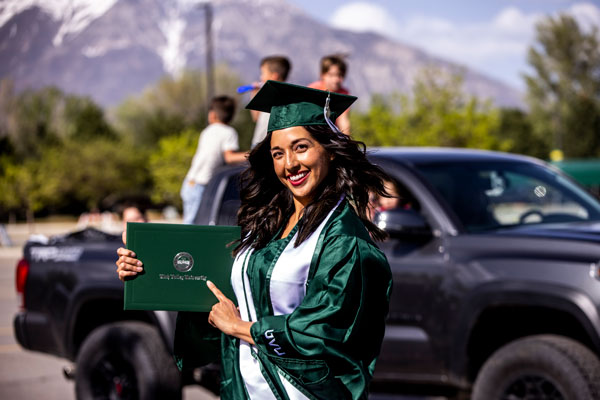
<box><xmin>287</xmin><ymin>171</ymin><xmax>310</xmax><ymax>186</ymax></box>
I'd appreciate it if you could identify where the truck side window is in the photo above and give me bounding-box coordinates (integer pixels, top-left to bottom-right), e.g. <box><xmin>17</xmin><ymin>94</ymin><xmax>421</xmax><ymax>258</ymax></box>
<box><xmin>216</xmin><ymin>174</ymin><xmax>241</xmax><ymax>226</ymax></box>
<box><xmin>370</xmin><ymin>178</ymin><xmax>420</xmax><ymax>219</ymax></box>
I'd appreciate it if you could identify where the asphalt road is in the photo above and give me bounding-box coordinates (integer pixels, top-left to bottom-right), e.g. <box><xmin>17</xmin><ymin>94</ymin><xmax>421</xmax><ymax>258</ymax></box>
<box><xmin>0</xmin><ymin>222</ymin><xmax>445</xmax><ymax>400</ymax></box>
<box><xmin>0</xmin><ymin>243</ymin><xmax>218</xmax><ymax>400</ymax></box>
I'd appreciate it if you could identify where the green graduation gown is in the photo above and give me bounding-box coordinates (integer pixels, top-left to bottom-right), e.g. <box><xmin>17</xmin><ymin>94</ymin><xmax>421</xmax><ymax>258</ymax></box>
<box><xmin>174</xmin><ymin>200</ymin><xmax>392</xmax><ymax>399</ymax></box>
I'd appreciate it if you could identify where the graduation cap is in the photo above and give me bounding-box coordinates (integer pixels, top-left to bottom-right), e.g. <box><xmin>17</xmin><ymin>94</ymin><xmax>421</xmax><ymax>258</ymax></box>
<box><xmin>245</xmin><ymin>80</ymin><xmax>357</xmax><ymax>133</ymax></box>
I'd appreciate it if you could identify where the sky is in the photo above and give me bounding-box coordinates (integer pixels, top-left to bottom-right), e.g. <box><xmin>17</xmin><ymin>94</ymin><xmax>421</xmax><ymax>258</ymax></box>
<box><xmin>286</xmin><ymin>0</ymin><xmax>600</xmax><ymax>90</ymax></box>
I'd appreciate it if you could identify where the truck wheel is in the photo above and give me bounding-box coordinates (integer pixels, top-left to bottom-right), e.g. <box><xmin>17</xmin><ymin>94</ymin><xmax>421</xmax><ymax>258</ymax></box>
<box><xmin>472</xmin><ymin>334</ymin><xmax>600</xmax><ymax>400</ymax></box>
<box><xmin>75</xmin><ymin>321</ymin><xmax>182</xmax><ymax>400</ymax></box>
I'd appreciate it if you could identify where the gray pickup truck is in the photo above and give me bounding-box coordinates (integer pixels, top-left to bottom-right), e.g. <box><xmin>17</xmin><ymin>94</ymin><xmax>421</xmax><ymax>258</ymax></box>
<box><xmin>14</xmin><ymin>148</ymin><xmax>600</xmax><ymax>400</ymax></box>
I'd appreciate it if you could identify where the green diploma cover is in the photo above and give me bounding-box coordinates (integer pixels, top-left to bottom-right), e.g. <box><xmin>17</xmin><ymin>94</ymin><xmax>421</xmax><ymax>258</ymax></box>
<box><xmin>124</xmin><ymin>222</ymin><xmax>240</xmax><ymax>312</ymax></box>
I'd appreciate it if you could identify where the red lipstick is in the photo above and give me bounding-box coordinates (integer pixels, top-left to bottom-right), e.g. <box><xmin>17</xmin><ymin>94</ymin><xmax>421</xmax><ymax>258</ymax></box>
<box><xmin>287</xmin><ymin>171</ymin><xmax>310</xmax><ymax>186</ymax></box>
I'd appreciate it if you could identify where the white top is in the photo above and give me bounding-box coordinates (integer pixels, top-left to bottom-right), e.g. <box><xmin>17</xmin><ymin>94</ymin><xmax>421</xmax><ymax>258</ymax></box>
<box><xmin>251</xmin><ymin>112</ymin><xmax>270</xmax><ymax>147</ymax></box>
<box><xmin>184</xmin><ymin>123</ymin><xmax>239</xmax><ymax>185</ymax></box>
<box><xmin>231</xmin><ymin>199</ymin><xmax>343</xmax><ymax>399</ymax></box>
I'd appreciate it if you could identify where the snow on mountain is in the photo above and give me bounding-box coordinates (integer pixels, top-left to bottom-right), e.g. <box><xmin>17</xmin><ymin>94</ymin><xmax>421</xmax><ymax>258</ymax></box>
<box><xmin>0</xmin><ymin>0</ymin><xmax>118</xmax><ymax>45</ymax></box>
<box><xmin>0</xmin><ymin>0</ymin><xmax>523</xmax><ymax>108</ymax></box>
<box><xmin>158</xmin><ymin>4</ymin><xmax>188</xmax><ymax>76</ymax></box>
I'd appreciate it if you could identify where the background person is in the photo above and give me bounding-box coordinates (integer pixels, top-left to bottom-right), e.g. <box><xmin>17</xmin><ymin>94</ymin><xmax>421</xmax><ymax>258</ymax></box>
<box><xmin>121</xmin><ymin>205</ymin><xmax>148</xmax><ymax>228</ymax></box>
<box><xmin>368</xmin><ymin>180</ymin><xmax>414</xmax><ymax>221</ymax></box>
<box><xmin>308</xmin><ymin>54</ymin><xmax>351</xmax><ymax>134</ymax></box>
<box><xmin>181</xmin><ymin>96</ymin><xmax>247</xmax><ymax>224</ymax></box>
<box><xmin>120</xmin><ymin>204</ymin><xmax>148</xmax><ymax>244</ymax></box>
<box><xmin>249</xmin><ymin>55</ymin><xmax>292</xmax><ymax>147</ymax></box>
<box><xmin>376</xmin><ymin>180</ymin><xmax>402</xmax><ymax>212</ymax></box>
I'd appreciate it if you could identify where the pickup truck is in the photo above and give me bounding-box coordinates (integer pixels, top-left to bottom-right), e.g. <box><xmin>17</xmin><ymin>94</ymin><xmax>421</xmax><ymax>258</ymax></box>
<box><xmin>14</xmin><ymin>147</ymin><xmax>600</xmax><ymax>400</ymax></box>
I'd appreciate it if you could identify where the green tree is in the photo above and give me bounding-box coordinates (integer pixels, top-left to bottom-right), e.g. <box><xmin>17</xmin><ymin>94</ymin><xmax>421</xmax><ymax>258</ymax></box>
<box><xmin>0</xmin><ymin>79</ymin><xmax>17</xmax><ymax>155</ymax></box>
<box><xmin>0</xmin><ymin>81</ymin><xmax>117</xmax><ymax>157</ymax></box>
<box><xmin>0</xmin><ymin>84</ymin><xmax>64</xmax><ymax>157</ymax></box>
<box><xmin>524</xmin><ymin>14</ymin><xmax>600</xmax><ymax>158</ymax></box>
<box><xmin>58</xmin><ymin>95</ymin><xmax>116</xmax><ymax>141</ymax></box>
<box><xmin>352</xmin><ymin>68</ymin><xmax>508</xmax><ymax>150</ymax></box>
<box><xmin>148</xmin><ymin>129</ymin><xmax>197</xmax><ymax>208</ymax></box>
<box><xmin>113</xmin><ymin>65</ymin><xmax>253</xmax><ymax>148</ymax></box>
<box><xmin>33</xmin><ymin>138</ymin><xmax>150</xmax><ymax>213</ymax></box>
<box><xmin>495</xmin><ymin>108</ymin><xmax>550</xmax><ymax>159</ymax></box>
<box><xmin>0</xmin><ymin>83</ymin><xmax>132</xmax><ymax>220</ymax></box>
<box><xmin>0</xmin><ymin>156</ymin><xmax>43</xmax><ymax>223</ymax></box>
<box><xmin>230</xmin><ymin>109</ymin><xmax>255</xmax><ymax>152</ymax></box>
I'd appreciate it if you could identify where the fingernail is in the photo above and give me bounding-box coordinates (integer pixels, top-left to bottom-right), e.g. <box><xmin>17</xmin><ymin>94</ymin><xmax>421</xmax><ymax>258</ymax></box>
<box><xmin>131</xmin><ymin>252</ymin><xmax>136</xmax><ymax>257</ymax></box>
<box><xmin>137</xmin><ymin>260</ymin><xmax>142</xmax><ymax>266</ymax></box>
<box><xmin>136</xmin><ymin>267</ymin><xmax>143</xmax><ymax>272</ymax></box>
<box><xmin>206</xmin><ymin>280</ymin><xmax>212</xmax><ymax>286</ymax></box>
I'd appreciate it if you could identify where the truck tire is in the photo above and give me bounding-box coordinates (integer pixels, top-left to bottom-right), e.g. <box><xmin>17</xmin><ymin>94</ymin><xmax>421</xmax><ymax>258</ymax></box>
<box><xmin>75</xmin><ymin>321</ymin><xmax>182</xmax><ymax>400</ymax></box>
<box><xmin>472</xmin><ymin>334</ymin><xmax>600</xmax><ymax>400</ymax></box>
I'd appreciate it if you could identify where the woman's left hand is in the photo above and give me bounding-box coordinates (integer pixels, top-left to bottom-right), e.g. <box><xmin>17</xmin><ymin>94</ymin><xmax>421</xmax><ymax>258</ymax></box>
<box><xmin>207</xmin><ymin>280</ymin><xmax>254</xmax><ymax>343</ymax></box>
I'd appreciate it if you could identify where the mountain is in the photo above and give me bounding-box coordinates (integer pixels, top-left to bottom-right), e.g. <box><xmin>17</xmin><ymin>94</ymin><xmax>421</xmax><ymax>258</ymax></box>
<box><xmin>0</xmin><ymin>0</ymin><xmax>523</xmax><ymax>108</ymax></box>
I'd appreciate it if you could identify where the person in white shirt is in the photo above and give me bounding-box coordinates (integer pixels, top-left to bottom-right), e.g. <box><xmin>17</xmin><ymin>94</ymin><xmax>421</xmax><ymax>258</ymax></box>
<box><xmin>181</xmin><ymin>96</ymin><xmax>247</xmax><ymax>224</ymax></box>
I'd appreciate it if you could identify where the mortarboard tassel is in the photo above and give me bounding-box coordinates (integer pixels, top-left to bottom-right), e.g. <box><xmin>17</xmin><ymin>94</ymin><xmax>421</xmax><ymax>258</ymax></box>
<box><xmin>324</xmin><ymin>92</ymin><xmax>343</xmax><ymax>134</ymax></box>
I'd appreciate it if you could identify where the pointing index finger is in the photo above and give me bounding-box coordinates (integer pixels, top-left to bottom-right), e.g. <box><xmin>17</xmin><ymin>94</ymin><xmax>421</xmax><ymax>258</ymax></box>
<box><xmin>206</xmin><ymin>280</ymin><xmax>226</xmax><ymax>302</ymax></box>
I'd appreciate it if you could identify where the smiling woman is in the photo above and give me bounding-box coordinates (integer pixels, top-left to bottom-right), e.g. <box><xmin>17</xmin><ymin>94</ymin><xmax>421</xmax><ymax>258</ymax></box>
<box><xmin>170</xmin><ymin>81</ymin><xmax>394</xmax><ymax>400</ymax></box>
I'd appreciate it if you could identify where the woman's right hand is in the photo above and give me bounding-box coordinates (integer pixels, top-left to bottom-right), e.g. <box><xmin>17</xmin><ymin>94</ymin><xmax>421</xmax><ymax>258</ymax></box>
<box><xmin>116</xmin><ymin>247</ymin><xmax>143</xmax><ymax>281</ymax></box>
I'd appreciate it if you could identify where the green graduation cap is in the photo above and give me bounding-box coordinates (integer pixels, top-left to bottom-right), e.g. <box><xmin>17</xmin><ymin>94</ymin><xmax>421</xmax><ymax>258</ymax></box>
<box><xmin>245</xmin><ymin>80</ymin><xmax>357</xmax><ymax>132</ymax></box>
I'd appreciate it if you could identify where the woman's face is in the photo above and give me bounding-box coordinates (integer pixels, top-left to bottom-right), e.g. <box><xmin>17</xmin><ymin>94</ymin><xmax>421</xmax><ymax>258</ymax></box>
<box><xmin>270</xmin><ymin>126</ymin><xmax>332</xmax><ymax>206</ymax></box>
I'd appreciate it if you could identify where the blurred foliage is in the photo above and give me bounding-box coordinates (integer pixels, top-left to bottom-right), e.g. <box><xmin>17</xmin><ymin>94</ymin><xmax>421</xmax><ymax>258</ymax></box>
<box><xmin>34</xmin><ymin>138</ymin><xmax>150</xmax><ymax>212</ymax></box>
<box><xmin>230</xmin><ymin>108</ymin><xmax>255</xmax><ymax>152</ymax></box>
<box><xmin>524</xmin><ymin>14</ymin><xmax>600</xmax><ymax>158</ymax></box>
<box><xmin>352</xmin><ymin>68</ymin><xmax>511</xmax><ymax>151</ymax></box>
<box><xmin>496</xmin><ymin>108</ymin><xmax>548</xmax><ymax>159</ymax></box>
<box><xmin>0</xmin><ymin>66</ymin><xmax>256</xmax><ymax>221</ymax></box>
<box><xmin>0</xmin><ymin>155</ymin><xmax>43</xmax><ymax>222</ymax></box>
<box><xmin>148</xmin><ymin>129</ymin><xmax>197</xmax><ymax>208</ymax></box>
<box><xmin>112</xmin><ymin>66</ymin><xmax>254</xmax><ymax>149</ymax></box>
<box><xmin>0</xmin><ymin>80</ymin><xmax>133</xmax><ymax>221</ymax></box>
<box><xmin>0</xmin><ymin>81</ymin><xmax>63</xmax><ymax>157</ymax></box>
<box><xmin>0</xmin><ymin>138</ymin><xmax>150</xmax><ymax>221</ymax></box>
<box><xmin>0</xmin><ymin>80</ymin><xmax>116</xmax><ymax>158</ymax></box>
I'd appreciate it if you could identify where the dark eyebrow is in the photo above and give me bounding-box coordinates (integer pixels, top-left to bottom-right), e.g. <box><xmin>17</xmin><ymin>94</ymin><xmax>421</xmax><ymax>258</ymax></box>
<box><xmin>292</xmin><ymin>138</ymin><xmax>312</xmax><ymax>145</ymax></box>
<box><xmin>270</xmin><ymin>138</ymin><xmax>312</xmax><ymax>152</ymax></box>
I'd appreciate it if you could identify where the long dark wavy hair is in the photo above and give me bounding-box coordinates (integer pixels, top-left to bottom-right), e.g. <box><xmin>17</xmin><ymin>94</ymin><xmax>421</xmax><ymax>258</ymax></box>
<box><xmin>233</xmin><ymin>125</ymin><xmax>390</xmax><ymax>257</ymax></box>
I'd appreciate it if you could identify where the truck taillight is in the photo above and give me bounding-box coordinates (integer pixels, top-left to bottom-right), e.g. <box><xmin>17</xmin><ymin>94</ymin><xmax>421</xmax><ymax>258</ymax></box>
<box><xmin>16</xmin><ymin>258</ymin><xmax>29</xmax><ymax>308</ymax></box>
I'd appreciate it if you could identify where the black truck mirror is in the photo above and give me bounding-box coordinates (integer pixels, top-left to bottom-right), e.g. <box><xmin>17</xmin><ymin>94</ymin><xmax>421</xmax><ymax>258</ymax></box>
<box><xmin>374</xmin><ymin>209</ymin><xmax>431</xmax><ymax>238</ymax></box>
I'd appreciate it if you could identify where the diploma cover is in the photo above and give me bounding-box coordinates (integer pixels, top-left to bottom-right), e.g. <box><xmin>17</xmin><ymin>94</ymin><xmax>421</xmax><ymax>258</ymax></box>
<box><xmin>124</xmin><ymin>222</ymin><xmax>240</xmax><ymax>312</ymax></box>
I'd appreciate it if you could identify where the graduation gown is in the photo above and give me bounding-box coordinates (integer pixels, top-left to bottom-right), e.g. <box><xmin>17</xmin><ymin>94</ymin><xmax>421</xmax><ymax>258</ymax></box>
<box><xmin>174</xmin><ymin>199</ymin><xmax>392</xmax><ymax>399</ymax></box>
